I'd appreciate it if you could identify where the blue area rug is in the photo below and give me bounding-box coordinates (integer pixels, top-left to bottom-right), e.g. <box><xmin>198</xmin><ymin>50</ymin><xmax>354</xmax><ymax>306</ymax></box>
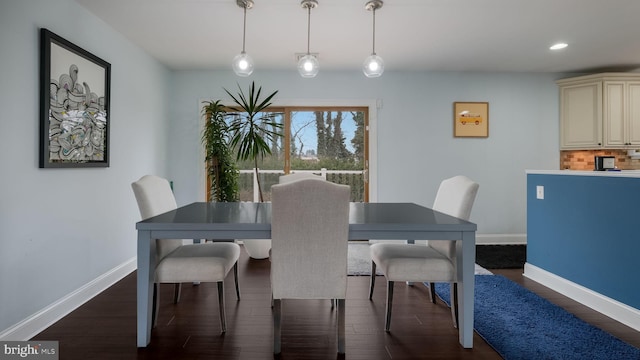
<box><xmin>433</xmin><ymin>275</ymin><xmax>640</xmax><ymax>360</ymax></box>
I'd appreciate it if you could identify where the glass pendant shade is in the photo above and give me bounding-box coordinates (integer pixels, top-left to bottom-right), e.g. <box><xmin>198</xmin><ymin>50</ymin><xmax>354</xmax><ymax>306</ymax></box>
<box><xmin>297</xmin><ymin>54</ymin><xmax>319</xmax><ymax>78</ymax></box>
<box><xmin>363</xmin><ymin>53</ymin><xmax>384</xmax><ymax>77</ymax></box>
<box><xmin>298</xmin><ymin>0</ymin><xmax>319</xmax><ymax>78</ymax></box>
<box><xmin>232</xmin><ymin>0</ymin><xmax>254</xmax><ymax>77</ymax></box>
<box><xmin>364</xmin><ymin>0</ymin><xmax>384</xmax><ymax>78</ymax></box>
<box><xmin>233</xmin><ymin>51</ymin><xmax>254</xmax><ymax>77</ymax></box>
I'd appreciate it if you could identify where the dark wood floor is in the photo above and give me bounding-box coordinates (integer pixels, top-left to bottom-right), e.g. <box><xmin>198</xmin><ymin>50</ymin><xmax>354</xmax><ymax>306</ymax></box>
<box><xmin>32</xmin><ymin>246</ymin><xmax>640</xmax><ymax>359</ymax></box>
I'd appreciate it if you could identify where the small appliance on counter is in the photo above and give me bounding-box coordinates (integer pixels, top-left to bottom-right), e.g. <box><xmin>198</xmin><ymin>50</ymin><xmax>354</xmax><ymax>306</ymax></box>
<box><xmin>594</xmin><ymin>156</ymin><xmax>615</xmax><ymax>171</ymax></box>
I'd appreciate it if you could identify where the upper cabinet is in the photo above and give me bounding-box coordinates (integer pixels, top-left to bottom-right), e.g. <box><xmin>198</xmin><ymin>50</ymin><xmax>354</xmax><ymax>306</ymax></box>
<box><xmin>603</xmin><ymin>81</ymin><xmax>640</xmax><ymax>147</ymax></box>
<box><xmin>558</xmin><ymin>79</ymin><xmax>602</xmax><ymax>149</ymax></box>
<box><xmin>557</xmin><ymin>73</ymin><xmax>640</xmax><ymax>150</ymax></box>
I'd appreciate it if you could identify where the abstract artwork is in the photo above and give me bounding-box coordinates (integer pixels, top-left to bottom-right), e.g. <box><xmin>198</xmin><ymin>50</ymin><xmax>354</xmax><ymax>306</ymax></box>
<box><xmin>39</xmin><ymin>28</ymin><xmax>111</xmax><ymax>168</ymax></box>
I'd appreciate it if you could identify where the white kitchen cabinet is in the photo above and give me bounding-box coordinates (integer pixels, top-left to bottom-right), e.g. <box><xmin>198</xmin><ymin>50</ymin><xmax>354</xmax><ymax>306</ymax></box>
<box><xmin>558</xmin><ymin>80</ymin><xmax>602</xmax><ymax>149</ymax></box>
<box><xmin>557</xmin><ymin>73</ymin><xmax>640</xmax><ymax>150</ymax></box>
<box><xmin>603</xmin><ymin>81</ymin><xmax>640</xmax><ymax>147</ymax></box>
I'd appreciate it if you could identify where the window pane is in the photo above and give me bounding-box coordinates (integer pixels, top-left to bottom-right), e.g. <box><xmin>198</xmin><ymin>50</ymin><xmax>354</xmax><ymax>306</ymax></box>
<box><xmin>290</xmin><ymin>110</ymin><xmax>366</xmax><ymax>201</ymax></box>
<box><xmin>226</xmin><ymin>108</ymin><xmax>367</xmax><ymax>202</ymax></box>
<box><xmin>232</xmin><ymin>111</ymin><xmax>284</xmax><ymax>201</ymax></box>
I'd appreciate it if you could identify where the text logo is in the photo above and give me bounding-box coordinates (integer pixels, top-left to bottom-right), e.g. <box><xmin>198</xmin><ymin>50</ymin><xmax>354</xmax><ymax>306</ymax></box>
<box><xmin>0</xmin><ymin>342</ymin><xmax>58</xmax><ymax>360</ymax></box>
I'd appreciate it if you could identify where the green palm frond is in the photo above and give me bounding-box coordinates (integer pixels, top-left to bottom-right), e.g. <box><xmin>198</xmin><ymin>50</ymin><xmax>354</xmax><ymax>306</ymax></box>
<box><xmin>223</xmin><ymin>81</ymin><xmax>283</xmax><ymax>201</ymax></box>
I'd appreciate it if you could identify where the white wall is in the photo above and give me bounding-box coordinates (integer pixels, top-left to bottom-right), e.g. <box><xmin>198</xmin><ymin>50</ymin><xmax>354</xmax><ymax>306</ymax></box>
<box><xmin>168</xmin><ymin>70</ymin><xmax>563</xmax><ymax>239</ymax></box>
<box><xmin>0</xmin><ymin>0</ymin><xmax>170</xmax><ymax>336</ymax></box>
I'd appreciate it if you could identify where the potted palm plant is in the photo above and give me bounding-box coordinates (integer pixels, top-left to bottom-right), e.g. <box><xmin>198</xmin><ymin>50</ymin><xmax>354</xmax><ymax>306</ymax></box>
<box><xmin>225</xmin><ymin>81</ymin><xmax>282</xmax><ymax>202</ymax></box>
<box><xmin>225</xmin><ymin>81</ymin><xmax>282</xmax><ymax>259</ymax></box>
<box><xmin>201</xmin><ymin>100</ymin><xmax>239</xmax><ymax>202</ymax></box>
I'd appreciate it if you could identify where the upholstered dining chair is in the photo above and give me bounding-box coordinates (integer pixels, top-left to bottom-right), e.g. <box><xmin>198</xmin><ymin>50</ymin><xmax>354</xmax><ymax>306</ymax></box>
<box><xmin>255</xmin><ymin>172</ymin><xmax>327</xmax><ymax>262</ymax></box>
<box><xmin>278</xmin><ymin>171</ymin><xmax>325</xmax><ymax>183</ymax></box>
<box><xmin>368</xmin><ymin>175</ymin><xmax>479</xmax><ymax>331</ymax></box>
<box><xmin>270</xmin><ymin>179</ymin><xmax>350</xmax><ymax>355</ymax></box>
<box><xmin>279</xmin><ymin>172</ymin><xmax>340</xmax><ymax>307</ymax></box>
<box><xmin>131</xmin><ymin>175</ymin><xmax>241</xmax><ymax>333</ymax></box>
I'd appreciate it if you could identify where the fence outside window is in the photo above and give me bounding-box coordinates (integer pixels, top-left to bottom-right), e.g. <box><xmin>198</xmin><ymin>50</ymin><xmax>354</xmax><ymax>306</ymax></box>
<box><xmin>239</xmin><ymin>168</ymin><xmax>366</xmax><ymax>202</ymax></box>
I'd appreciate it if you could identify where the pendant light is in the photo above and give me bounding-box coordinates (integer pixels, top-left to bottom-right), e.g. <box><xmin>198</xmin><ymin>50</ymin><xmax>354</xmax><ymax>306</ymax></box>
<box><xmin>232</xmin><ymin>0</ymin><xmax>254</xmax><ymax>77</ymax></box>
<box><xmin>298</xmin><ymin>0</ymin><xmax>319</xmax><ymax>78</ymax></box>
<box><xmin>363</xmin><ymin>0</ymin><xmax>384</xmax><ymax>78</ymax></box>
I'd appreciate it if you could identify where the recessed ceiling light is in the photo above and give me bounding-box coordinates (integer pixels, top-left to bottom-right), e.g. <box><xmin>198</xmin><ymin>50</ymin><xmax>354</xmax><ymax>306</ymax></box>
<box><xmin>550</xmin><ymin>43</ymin><xmax>568</xmax><ymax>50</ymax></box>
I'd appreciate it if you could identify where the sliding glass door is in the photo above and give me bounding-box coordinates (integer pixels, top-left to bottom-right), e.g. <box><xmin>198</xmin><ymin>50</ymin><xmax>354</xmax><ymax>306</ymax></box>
<box><xmin>228</xmin><ymin>106</ymin><xmax>369</xmax><ymax>202</ymax></box>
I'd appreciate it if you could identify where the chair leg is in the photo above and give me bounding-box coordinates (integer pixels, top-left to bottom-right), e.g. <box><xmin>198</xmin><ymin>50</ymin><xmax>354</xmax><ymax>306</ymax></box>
<box><xmin>337</xmin><ymin>298</ymin><xmax>346</xmax><ymax>354</ymax></box>
<box><xmin>368</xmin><ymin>261</ymin><xmax>377</xmax><ymax>300</ymax></box>
<box><xmin>173</xmin><ymin>283</ymin><xmax>181</xmax><ymax>303</ymax></box>
<box><xmin>331</xmin><ymin>299</ymin><xmax>335</xmax><ymax>308</ymax></box>
<box><xmin>152</xmin><ymin>283</ymin><xmax>159</xmax><ymax>328</ymax></box>
<box><xmin>273</xmin><ymin>299</ymin><xmax>282</xmax><ymax>355</ymax></box>
<box><xmin>428</xmin><ymin>282</ymin><xmax>436</xmax><ymax>304</ymax></box>
<box><xmin>217</xmin><ymin>281</ymin><xmax>227</xmax><ymax>333</ymax></box>
<box><xmin>385</xmin><ymin>281</ymin><xmax>394</xmax><ymax>332</ymax></box>
<box><xmin>233</xmin><ymin>262</ymin><xmax>240</xmax><ymax>300</ymax></box>
<box><xmin>450</xmin><ymin>282</ymin><xmax>459</xmax><ymax>329</ymax></box>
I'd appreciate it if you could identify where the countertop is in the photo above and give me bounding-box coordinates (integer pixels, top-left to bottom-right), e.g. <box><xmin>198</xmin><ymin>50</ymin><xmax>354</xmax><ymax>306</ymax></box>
<box><xmin>526</xmin><ymin>170</ymin><xmax>640</xmax><ymax>178</ymax></box>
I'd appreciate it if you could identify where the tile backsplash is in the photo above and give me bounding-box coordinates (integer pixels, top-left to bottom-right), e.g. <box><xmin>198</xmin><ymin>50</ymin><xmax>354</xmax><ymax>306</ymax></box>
<box><xmin>561</xmin><ymin>149</ymin><xmax>640</xmax><ymax>170</ymax></box>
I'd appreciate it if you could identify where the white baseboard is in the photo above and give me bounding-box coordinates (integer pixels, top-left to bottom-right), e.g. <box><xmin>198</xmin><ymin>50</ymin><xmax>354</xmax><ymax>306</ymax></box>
<box><xmin>0</xmin><ymin>257</ymin><xmax>137</xmax><ymax>341</ymax></box>
<box><xmin>524</xmin><ymin>263</ymin><xmax>640</xmax><ymax>332</ymax></box>
<box><xmin>476</xmin><ymin>233</ymin><xmax>527</xmax><ymax>245</ymax></box>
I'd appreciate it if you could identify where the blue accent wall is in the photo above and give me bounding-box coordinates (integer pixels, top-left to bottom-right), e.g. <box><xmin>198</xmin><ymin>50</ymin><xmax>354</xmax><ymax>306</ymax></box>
<box><xmin>527</xmin><ymin>173</ymin><xmax>640</xmax><ymax>309</ymax></box>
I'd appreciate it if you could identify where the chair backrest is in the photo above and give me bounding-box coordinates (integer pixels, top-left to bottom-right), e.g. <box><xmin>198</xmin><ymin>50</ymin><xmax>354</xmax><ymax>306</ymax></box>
<box><xmin>270</xmin><ymin>179</ymin><xmax>350</xmax><ymax>300</ymax></box>
<box><xmin>278</xmin><ymin>172</ymin><xmax>325</xmax><ymax>184</ymax></box>
<box><xmin>131</xmin><ymin>175</ymin><xmax>182</xmax><ymax>260</ymax></box>
<box><xmin>430</xmin><ymin>175</ymin><xmax>479</xmax><ymax>260</ymax></box>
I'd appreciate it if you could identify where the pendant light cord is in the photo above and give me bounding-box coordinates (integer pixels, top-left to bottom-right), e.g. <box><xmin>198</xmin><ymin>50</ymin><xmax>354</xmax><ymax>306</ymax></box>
<box><xmin>242</xmin><ymin>4</ymin><xmax>247</xmax><ymax>53</ymax></box>
<box><xmin>306</xmin><ymin>6</ymin><xmax>311</xmax><ymax>54</ymax></box>
<box><xmin>371</xmin><ymin>8</ymin><xmax>376</xmax><ymax>55</ymax></box>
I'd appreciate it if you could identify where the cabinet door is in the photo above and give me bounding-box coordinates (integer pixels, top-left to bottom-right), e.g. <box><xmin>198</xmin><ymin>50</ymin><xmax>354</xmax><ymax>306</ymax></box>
<box><xmin>603</xmin><ymin>81</ymin><xmax>626</xmax><ymax>147</ymax></box>
<box><xmin>560</xmin><ymin>82</ymin><xmax>602</xmax><ymax>149</ymax></box>
<box><xmin>628</xmin><ymin>82</ymin><xmax>640</xmax><ymax>146</ymax></box>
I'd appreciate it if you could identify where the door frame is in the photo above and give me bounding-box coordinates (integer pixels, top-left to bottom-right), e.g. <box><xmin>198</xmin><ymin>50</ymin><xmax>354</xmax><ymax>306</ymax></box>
<box><xmin>198</xmin><ymin>98</ymin><xmax>379</xmax><ymax>202</ymax></box>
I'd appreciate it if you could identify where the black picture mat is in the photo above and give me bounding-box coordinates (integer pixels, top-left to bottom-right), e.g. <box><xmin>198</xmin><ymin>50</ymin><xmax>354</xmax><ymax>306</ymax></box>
<box><xmin>39</xmin><ymin>28</ymin><xmax>111</xmax><ymax>168</ymax></box>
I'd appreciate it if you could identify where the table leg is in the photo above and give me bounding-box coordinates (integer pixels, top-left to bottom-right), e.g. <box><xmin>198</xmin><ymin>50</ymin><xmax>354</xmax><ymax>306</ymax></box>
<box><xmin>137</xmin><ymin>230</ymin><xmax>155</xmax><ymax>347</ymax></box>
<box><xmin>457</xmin><ymin>231</ymin><xmax>475</xmax><ymax>348</ymax></box>
<box><xmin>406</xmin><ymin>239</ymin><xmax>415</xmax><ymax>286</ymax></box>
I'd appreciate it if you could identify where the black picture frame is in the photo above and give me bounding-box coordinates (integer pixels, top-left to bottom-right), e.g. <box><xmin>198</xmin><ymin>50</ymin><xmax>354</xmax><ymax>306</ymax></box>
<box><xmin>39</xmin><ymin>28</ymin><xmax>111</xmax><ymax>168</ymax></box>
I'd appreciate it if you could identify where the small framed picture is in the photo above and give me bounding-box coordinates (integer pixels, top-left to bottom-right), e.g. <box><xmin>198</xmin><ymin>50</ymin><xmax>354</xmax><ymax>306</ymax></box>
<box><xmin>39</xmin><ymin>28</ymin><xmax>111</xmax><ymax>168</ymax></box>
<box><xmin>453</xmin><ymin>102</ymin><xmax>489</xmax><ymax>138</ymax></box>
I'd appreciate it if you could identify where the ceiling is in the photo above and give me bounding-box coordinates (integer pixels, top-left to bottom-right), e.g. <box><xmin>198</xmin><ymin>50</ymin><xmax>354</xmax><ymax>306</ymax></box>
<box><xmin>74</xmin><ymin>0</ymin><xmax>640</xmax><ymax>73</ymax></box>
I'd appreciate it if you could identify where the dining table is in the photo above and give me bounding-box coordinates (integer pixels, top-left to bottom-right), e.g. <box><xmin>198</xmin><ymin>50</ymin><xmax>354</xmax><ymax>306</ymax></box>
<box><xmin>135</xmin><ymin>201</ymin><xmax>477</xmax><ymax>348</ymax></box>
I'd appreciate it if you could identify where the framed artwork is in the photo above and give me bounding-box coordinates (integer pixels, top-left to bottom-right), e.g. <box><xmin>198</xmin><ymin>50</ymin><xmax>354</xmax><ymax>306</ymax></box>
<box><xmin>453</xmin><ymin>102</ymin><xmax>489</xmax><ymax>138</ymax></box>
<box><xmin>39</xmin><ymin>28</ymin><xmax>111</xmax><ymax>168</ymax></box>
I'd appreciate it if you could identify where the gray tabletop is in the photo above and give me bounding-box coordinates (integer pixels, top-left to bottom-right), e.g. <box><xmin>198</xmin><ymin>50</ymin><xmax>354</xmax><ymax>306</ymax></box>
<box><xmin>136</xmin><ymin>202</ymin><xmax>477</xmax><ymax>235</ymax></box>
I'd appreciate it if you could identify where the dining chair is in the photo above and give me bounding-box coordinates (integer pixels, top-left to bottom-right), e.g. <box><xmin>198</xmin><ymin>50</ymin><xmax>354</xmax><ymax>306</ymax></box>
<box><xmin>270</xmin><ymin>178</ymin><xmax>350</xmax><ymax>354</ymax></box>
<box><xmin>278</xmin><ymin>171</ymin><xmax>325</xmax><ymax>183</ymax></box>
<box><xmin>131</xmin><ymin>175</ymin><xmax>241</xmax><ymax>333</ymax></box>
<box><xmin>278</xmin><ymin>170</ymin><xmax>337</xmax><ymax>307</ymax></box>
<box><xmin>368</xmin><ymin>175</ymin><xmax>479</xmax><ymax>331</ymax></box>
<box><xmin>251</xmin><ymin>172</ymin><xmax>327</xmax><ymax>261</ymax></box>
